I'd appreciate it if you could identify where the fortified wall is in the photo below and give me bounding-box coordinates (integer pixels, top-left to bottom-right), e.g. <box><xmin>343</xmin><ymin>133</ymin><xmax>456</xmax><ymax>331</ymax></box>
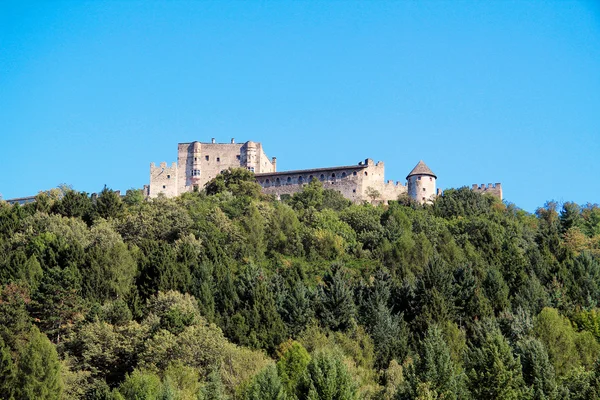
<box><xmin>256</xmin><ymin>159</ymin><xmax>407</xmax><ymax>203</ymax></box>
<box><xmin>147</xmin><ymin>139</ymin><xmax>503</xmax><ymax>204</ymax></box>
<box><xmin>149</xmin><ymin>138</ymin><xmax>275</xmax><ymax>197</ymax></box>
<box><xmin>472</xmin><ymin>183</ymin><xmax>503</xmax><ymax>200</ymax></box>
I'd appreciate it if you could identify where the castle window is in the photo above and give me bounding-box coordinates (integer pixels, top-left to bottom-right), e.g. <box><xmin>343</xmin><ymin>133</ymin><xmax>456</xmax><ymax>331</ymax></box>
<box><xmin>167</xmin><ymin>175</ymin><xmax>171</xmax><ymax>179</ymax></box>
<box><xmin>236</xmin><ymin>155</ymin><xmax>240</xmax><ymax>160</ymax></box>
<box><xmin>205</xmin><ymin>155</ymin><xmax>209</xmax><ymax>161</ymax></box>
<box><xmin>353</xmin><ymin>171</ymin><xmax>357</xmax><ymax>176</ymax></box>
<box><xmin>287</xmin><ymin>177</ymin><xmax>292</xmax><ymax>184</ymax></box>
<box><xmin>331</xmin><ymin>173</ymin><xmax>336</xmax><ymax>178</ymax></box>
<box><xmin>429</xmin><ymin>177</ymin><xmax>432</xmax><ymax>181</ymax></box>
<box><xmin>309</xmin><ymin>175</ymin><xmax>314</xmax><ymax>181</ymax></box>
<box><xmin>194</xmin><ymin>157</ymin><xmax>197</xmax><ymax>161</ymax></box>
<box><xmin>364</xmin><ymin>172</ymin><xmax>368</xmax><ymax>176</ymax></box>
<box><xmin>422</xmin><ymin>197</ymin><xmax>426</xmax><ymax>201</ymax></box>
<box><xmin>162</xmin><ymin>185</ymin><xmax>166</xmax><ymax>189</ymax></box>
<box><xmin>320</xmin><ymin>174</ymin><xmax>325</xmax><ymax>181</ymax></box>
<box><xmin>353</xmin><ymin>189</ymin><xmax>356</xmax><ymax>193</ymax></box>
<box><xmin>342</xmin><ymin>172</ymin><xmax>347</xmax><ymax>178</ymax></box>
<box><xmin>298</xmin><ymin>176</ymin><xmax>304</xmax><ymax>183</ymax></box>
<box><xmin>276</xmin><ymin>178</ymin><xmax>281</xmax><ymax>186</ymax></box>
<box><xmin>417</xmin><ymin>176</ymin><xmax>421</xmax><ymax>180</ymax></box>
<box><xmin>217</xmin><ymin>157</ymin><xmax>220</xmax><ymax>162</ymax></box>
<box><xmin>265</xmin><ymin>179</ymin><xmax>270</xmax><ymax>187</ymax></box>
<box><xmin>423</xmin><ymin>188</ymin><xmax>426</xmax><ymax>192</ymax></box>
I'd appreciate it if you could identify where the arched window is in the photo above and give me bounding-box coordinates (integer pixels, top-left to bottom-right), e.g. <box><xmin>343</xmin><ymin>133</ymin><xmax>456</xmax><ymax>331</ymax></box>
<box><xmin>320</xmin><ymin>174</ymin><xmax>325</xmax><ymax>181</ymax></box>
<box><xmin>309</xmin><ymin>175</ymin><xmax>314</xmax><ymax>181</ymax></box>
<box><xmin>341</xmin><ymin>172</ymin><xmax>347</xmax><ymax>178</ymax></box>
<box><xmin>287</xmin><ymin>177</ymin><xmax>292</xmax><ymax>184</ymax></box>
<box><xmin>265</xmin><ymin>179</ymin><xmax>270</xmax><ymax>187</ymax></box>
<box><xmin>331</xmin><ymin>173</ymin><xmax>336</xmax><ymax>178</ymax></box>
<box><xmin>364</xmin><ymin>171</ymin><xmax>368</xmax><ymax>176</ymax></box>
<box><xmin>353</xmin><ymin>171</ymin><xmax>357</xmax><ymax>176</ymax></box>
<box><xmin>276</xmin><ymin>178</ymin><xmax>281</xmax><ymax>186</ymax></box>
<box><xmin>298</xmin><ymin>176</ymin><xmax>304</xmax><ymax>183</ymax></box>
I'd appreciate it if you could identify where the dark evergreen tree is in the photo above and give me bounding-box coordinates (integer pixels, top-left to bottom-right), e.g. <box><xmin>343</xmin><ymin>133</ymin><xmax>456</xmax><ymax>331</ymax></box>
<box><xmin>466</xmin><ymin>323</ymin><xmax>530</xmax><ymax>400</ymax></box>
<box><xmin>316</xmin><ymin>265</ymin><xmax>355</xmax><ymax>332</ymax></box>
<box><xmin>517</xmin><ymin>337</ymin><xmax>558</xmax><ymax>400</ymax></box>
<box><xmin>396</xmin><ymin>325</ymin><xmax>468</xmax><ymax>400</ymax></box>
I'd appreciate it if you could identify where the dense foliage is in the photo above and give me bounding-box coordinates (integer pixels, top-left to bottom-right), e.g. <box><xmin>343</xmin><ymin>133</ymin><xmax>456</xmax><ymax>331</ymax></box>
<box><xmin>1</xmin><ymin>174</ymin><xmax>600</xmax><ymax>399</ymax></box>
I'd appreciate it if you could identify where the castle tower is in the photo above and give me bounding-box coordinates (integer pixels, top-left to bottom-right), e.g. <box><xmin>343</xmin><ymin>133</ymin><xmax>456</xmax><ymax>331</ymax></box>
<box><xmin>407</xmin><ymin>160</ymin><xmax>437</xmax><ymax>204</ymax></box>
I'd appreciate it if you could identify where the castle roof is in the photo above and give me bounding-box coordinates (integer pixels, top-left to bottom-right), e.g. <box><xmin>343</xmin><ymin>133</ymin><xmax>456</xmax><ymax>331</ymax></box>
<box><xmin>406</xmin><ymin>160</ymin><xmax>436</xmax><ymax>179</ymax></box>
<box><xmin>256</xmin><ymin>163</ymin><xmax>367</xmax><ymax>178</ymax></box>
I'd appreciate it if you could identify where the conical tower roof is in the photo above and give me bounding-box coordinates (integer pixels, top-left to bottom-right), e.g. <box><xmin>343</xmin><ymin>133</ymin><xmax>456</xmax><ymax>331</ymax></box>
<box><xmin>406</xmin><ymin>160</ymin><xmax>437</xmax><ymax>179</ymax></box>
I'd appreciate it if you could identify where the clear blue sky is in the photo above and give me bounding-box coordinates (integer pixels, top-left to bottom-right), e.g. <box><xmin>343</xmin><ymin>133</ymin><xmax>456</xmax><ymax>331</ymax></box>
<box><xmin>1</xmin><ymin>1</ymin><xmax>599</xmax><ymax>212</ymax></box>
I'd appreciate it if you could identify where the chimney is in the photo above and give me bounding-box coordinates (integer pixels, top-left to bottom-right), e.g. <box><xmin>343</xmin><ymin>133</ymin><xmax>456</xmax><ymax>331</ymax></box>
<box><xmin>272</xmin><ymin>157</ymin><xmax>277</xmax><ymax>172</ymax></box>
<box><xmin>231</xmin><ymin>138</ymin><xmax>235</xmax><ymax>144</ymax></box>
<box><xmin>211</xmin><ymin>138</ymin><xmax>215</xmax><ymax>144</ymax></box>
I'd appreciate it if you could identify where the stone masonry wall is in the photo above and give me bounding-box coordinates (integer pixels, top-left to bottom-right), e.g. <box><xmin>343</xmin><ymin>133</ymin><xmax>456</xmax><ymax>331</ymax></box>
<box><xmin>149</xmin><ymin>162</ymin><xmax>178</xmax><ymax>197</ymax></box>
<box><xmin>471</xmin><ymin>183</ymin><xmax>503</xmax><ymax>200</ymax></box>
<box><xmin>257</xmin><ymin>159</ymin><xmax>407</xmax><ymax>203</ymax></box>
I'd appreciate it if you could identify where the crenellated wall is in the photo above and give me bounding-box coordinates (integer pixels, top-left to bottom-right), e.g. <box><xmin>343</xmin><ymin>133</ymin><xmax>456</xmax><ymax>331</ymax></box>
<box><xmin>148</xmin><ymin>138</ymin><xmax>502</xmax><ymax>204</ymax></box>
<box><xmin>149</xmin><ymin>162</ymin><xmax>178</xmax><ymax>197</ymax></box>
<box><xmin>471</xmin><ymin>183</ymin><xmax>503</xmax><ymax>200</ymax></box>
<box><xmin>151</xmin><ymin>139</ymin><xmax>276</xmax><ymax>197</ymax></box>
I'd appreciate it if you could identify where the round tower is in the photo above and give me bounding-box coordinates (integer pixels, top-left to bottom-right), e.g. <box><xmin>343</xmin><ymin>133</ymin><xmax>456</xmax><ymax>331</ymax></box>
<box><xmin>406</xmin><ymin>160</ymin><xmax>437</xmax><ymax>204</ymax></box>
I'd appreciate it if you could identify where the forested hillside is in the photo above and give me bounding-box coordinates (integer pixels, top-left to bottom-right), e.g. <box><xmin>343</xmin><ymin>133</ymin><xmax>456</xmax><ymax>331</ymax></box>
<box><xmin>2</xmin><ymin>168</ymin><xmax>600</xmax><ymax>399</ymax></box>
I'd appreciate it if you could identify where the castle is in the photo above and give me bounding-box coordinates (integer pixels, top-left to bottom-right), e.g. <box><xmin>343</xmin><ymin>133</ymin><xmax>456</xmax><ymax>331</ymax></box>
<box><xmin>148</xmin><ymin>139</ymin><xmax>503</xmax><ymax>204</ymax></box>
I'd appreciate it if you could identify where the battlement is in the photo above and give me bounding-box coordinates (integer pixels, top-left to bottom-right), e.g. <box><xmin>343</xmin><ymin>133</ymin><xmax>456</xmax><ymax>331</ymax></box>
<box><xmin>148</xmin><ymin>139</ymin><xmax>503</xmax><ymax>204</ymax></box>
<box><xmin>150</xmin><ymin>162</ymin><xmax>177</xmax><ymax>170</ymax></box>
<box><xmin>471</xmin><ymin>183</ymin><xmax>502</xmax><ymax>190</ymax></box>
<box><xmin>384</xmin><ymin>180</ymin><xmax>405</xmax><ymax>187</ymax></box>
<box><xmin>471</xmin><ymin>183</ymin><xmax>502</xmax><ymax>200</ymax></box>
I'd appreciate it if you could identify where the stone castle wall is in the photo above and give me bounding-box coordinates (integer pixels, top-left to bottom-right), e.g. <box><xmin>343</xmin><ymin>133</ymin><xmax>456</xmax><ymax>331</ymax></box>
<box><xmin>471</xmin><ymin>183</ymin><xmax>502</xmax><ymax>199</ymax></box>
<box><xmin>257</xmin><ymin>159</ymin><xmax>407</xmax><ymax>203</ymax></box>
<box><xmin>149</xmin><ymin>162</ymin><xmax>178</xmax><ymax>197</ymax></box>
<box><xmin>148</xmin><ymin>139</ymin><xmax>502</xmax><ymax>203</ymax></box>
<box><xmin>151</xmin><ymin>139</ymin><xmax>275</xmax><ymax>197</ymax></box>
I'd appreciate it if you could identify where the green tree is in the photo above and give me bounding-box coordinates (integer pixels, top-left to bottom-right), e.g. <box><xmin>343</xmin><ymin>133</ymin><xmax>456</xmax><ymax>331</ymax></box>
<box><xmin>15</xmin><ymin>327</ymin><xmax>63</xmax><ymax>400</ymax></box>
<box><xmin>297</xmin><ymin>351</ymin><xmax>357</xmax><ymax>400</ymax></box>
<box><xmin>289</xmin><ymin>180</ymin><xmax>324</xmax><ymax>211</ymax></box>
<box><xmin>205</xmin><ymin>168</ymin><xmax>262</xmax><ymax>198</ymax></box>
<box><xmin>0</xmin><ymin>336</ymin><xmax>16</xmax><ymax>400</ymax></box>
<box><xmin>316</xmin><ymin>265</ymin><xmax>355</xmax><ymax>332</ymax></box>
<box><xmin>118</xmin><ymin>369</ymin><xmax>162</xmax><ymax>400</ymax></box>
<box><xmin>465</xmin><ymin>323</ymin><xmax>529</xmax><ymax>400</ymax></box>
<box><xmin>198</xmin><ymin>369</ymin><xmax>229</xmax><ymax>400</ymax></box>
<box><xmin>517</xmin><ymin>337</ymin><xmax>558</xmax><ymax>400</ymax></box>
<box><xmin>396</xmin><ymin>325</ymin><xmax>468</xmax><ymax>400</ymax></box>
<box><xmin>276</xmin><ymin>341</ymin><xmax>311</xmax><ymax>397</ymax></box>
<box><xmin>534</xmin><ymin>307</ymin><xmax>600</xmax><ymax>376</ymax></box>
<box><xmin>92</xmin><ymin>186</ymin><xmax>124</xmax><ymax>221</ymax></box>
<box><xmin>280</xmin><ymin>281</ymin><xmax>314</xmax><ymax>337</ymax></box>
<box><xmin>242</xmin><ymin>364</ymin><xmax>286</xmax><ymax>400</ymax></box>
<box><xmin>51</xmin><ymin>189</ymin><xmax>92</xmax><ymax>220</ymax></box>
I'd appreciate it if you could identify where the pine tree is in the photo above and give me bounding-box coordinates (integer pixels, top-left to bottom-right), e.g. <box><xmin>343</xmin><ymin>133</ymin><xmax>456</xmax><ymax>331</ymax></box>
<box><xmin>317</xmin><ymin>265</ymin><xmax>355</xmax><ymax>332</ymax></box>
<box><xmin>466</xmin><ymin>323</ymin><xmax>530</xmax><ymax>400</ymax></box>
<box><xmin>517</xmin><ymin>337</ymin><xmax>558</xmax><ymax>400</ymax></box>
<box><xmin>297</xmin><ymin>352</ymin><xmax>357</xmax><ymax>400</ymax></box>
<box><xmin>396</xmin><ymin>325</ymin><xmax>468</xmax><ymax>400</ymax></box>
<box><xmin>242</xmin><ymin>364</ymin><xmax>286</xmax><ymax>400</ymax></box>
